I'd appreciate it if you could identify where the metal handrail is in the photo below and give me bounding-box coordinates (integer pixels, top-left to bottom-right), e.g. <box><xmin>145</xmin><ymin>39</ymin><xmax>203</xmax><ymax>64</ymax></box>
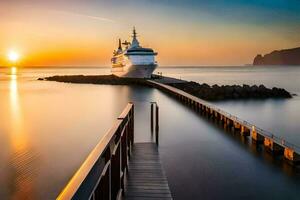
<box><xmin>148</xmin><ymin>80</ymin><xmax>300</xmax><ymax>153</ymax></box>
<box><xmin>57</xmin><ymin>103</ymin><xmax>134</xmax><ymax>200</ymax></box>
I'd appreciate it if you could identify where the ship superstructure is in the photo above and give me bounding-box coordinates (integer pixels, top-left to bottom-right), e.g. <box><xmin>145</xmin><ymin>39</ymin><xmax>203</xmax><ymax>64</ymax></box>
<box><xmin>111</xmin><ymin>28</ymin><xmax>158</xmax><ymax>78</ymax></box>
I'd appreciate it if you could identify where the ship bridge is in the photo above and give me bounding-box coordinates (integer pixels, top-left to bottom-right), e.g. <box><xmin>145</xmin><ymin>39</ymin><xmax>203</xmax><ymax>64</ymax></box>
<box><xmin>125</xmin><ymin>27</ymin><xmax>157</xmax><ymax>56</ymax></box>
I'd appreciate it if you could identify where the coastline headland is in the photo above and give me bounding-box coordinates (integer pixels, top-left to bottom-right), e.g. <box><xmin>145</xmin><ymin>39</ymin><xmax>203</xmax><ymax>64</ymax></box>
<box><xmin>253</xmin><ymin>47</ymin><xmax>300</xmax><ymax>65</ymax></box>
<box><xmin>40</xmin><ymin>75</ymin><xmax>292</xmax><ymax>100</ymax></box>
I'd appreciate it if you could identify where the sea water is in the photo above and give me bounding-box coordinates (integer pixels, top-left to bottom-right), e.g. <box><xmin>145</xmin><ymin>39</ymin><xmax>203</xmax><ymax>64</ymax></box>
<box><xmin>0</xmin><ymin>66</ymin><xmax>299</xmax><ymax>199</ymax></box>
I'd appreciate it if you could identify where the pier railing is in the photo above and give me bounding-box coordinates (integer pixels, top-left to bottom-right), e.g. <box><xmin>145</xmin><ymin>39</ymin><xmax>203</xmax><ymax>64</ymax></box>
<box><xmin>57</xmin><ymin>103</ymin><xmax>134</xmax><ymax>200</ymax></box>
<box><xmin>148</xmin><ymin>80</ymin><xmax>300</xmax><ymax>154</ymax></box>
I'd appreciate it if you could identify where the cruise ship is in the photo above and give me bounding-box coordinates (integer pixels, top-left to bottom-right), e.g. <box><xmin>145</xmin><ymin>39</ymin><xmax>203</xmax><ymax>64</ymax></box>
<box><xmin>111</xmin><ymin>28</ymin><xmax>158</xmax><ymax>78</ymax></box>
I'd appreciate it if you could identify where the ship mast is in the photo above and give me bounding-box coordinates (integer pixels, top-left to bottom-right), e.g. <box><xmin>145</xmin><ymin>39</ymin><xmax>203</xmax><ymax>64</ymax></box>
<box><xmin>133</xmin><ymin>27</ymin><xmax>137</xmax><ymax>39</ymax></box>
<box><xmin>131</xmin><ymin>27</ymin><xmax>140</xmax><ymax>48</ymax></box>
<box><xmin>118</xmin><ymin>38</ymin><xmax>122</xmax><ymax>51</ymax></box>
<box><xmin>115</xmin><ymin>38</ymin><xmax>123</xmax><ymax>54</ymax></box>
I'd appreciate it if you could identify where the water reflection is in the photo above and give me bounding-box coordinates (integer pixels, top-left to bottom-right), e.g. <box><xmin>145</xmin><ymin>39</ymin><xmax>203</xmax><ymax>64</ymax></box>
<box><xmin>8</xmin><ymin>70</ymin><xmax>38</xmax><ymax>200</ymax></box>
<box><xmin>11</xmin><ymin>67</ymin><xmax>17</xmax><ymax>76</ymax></box>
<box><xmin>196</xmin><ymin>105</ymin><xmax>300</xmax><ymax>177</ymax></box>
<box><xmin>0</xmin><ymin>67</ymin><xmax>299</xmax><ymax>199</ymax></box>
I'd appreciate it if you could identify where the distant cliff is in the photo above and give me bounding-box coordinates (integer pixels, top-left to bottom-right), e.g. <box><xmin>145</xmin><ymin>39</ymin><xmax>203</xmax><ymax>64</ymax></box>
<box><xmin>253</xmin><ymin>47</ymin><xmax>300</xmax><ymax>65</ymax></box>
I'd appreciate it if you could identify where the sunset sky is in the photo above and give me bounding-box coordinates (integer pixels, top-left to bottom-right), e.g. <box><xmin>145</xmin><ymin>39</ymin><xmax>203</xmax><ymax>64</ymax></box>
<box><xmin>0</xmin><ymin>0</ymin><xmax>300</xmax><ymax>67</ymax></box>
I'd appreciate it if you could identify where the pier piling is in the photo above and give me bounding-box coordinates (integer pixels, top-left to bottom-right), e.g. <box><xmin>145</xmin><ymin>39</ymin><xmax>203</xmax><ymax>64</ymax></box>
<box><xmin>264</xmin><ymin>137</ymin><xmax>284</xmax><ymax>154</ymax></box>
<box><xmin>234</xmin><ymin>122</ymin><xmax>241</xmax><ymax>131</ymax></box>
<box><xmin>284</xmin><ymin>148</ymin><xmax>300</xmax><ymax>164</ymax></box>
<box><xmin>156</xmin><ymin>105</ymin><xmax>159</xmax><ymax>145</ymax></box>
<box><xmin>251</xmin><ymin>126</ymin><xmax>264</xmax><ymax>143</ymax></box>
<box><xmin>151</xmin><ymin>103</ymin><xmax>154</xmax><ymax>131</ymax></box>
<box><xmin>240</xmin><ymin>126</ymin><xmax>250</xmax><ymax>137</ymax></box>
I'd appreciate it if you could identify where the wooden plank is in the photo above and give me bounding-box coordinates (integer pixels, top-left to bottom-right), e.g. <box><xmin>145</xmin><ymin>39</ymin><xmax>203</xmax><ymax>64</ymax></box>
<box><xmin>124</xmin><ymin>143</ymin><xmax>173</xmax><ymax>200</ymax></box>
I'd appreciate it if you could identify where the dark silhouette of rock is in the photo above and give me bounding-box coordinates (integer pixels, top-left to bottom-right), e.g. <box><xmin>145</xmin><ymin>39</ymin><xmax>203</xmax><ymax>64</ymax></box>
<box><xmin>41</xmin><ymin>75</ymin><xmax>149</xmax><ymax>85</ymax></box>
<box><xmin>168</xmin><ymin>82</ymin><xmax>292</xmax><ymax>101</ymax></box>
<box><xmin>253</xmin><ymin>54</ymin><xmax>263</xmax><ymax>65</ymax></box>
<box><xmin>253</xmin><ymin>47</ymin><xmax>300</xmax><ymax>65</ymax></box>
<box><xmin>40</xmin><ymin>75</ymin><xmax>292</xmax><ymax>101</ymax></box>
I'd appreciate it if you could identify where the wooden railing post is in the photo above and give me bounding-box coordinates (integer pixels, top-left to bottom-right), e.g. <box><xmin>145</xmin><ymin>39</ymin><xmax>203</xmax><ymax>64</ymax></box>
<box><xmin>150</xmin><ymin>102</ymin><xmax>159</xmax><ymax>145</ymax></box>
<box><xmin>94</xmin><ymin>149</ymin><xmax>111</xmax><ymax>200</ymax></box>
<box><xmin>95</xmin><ymin>162</ymin><xmax>110</xmax><ymax>200</ymax></box>
<box><xmin>121</xmin><ymin>126</ymin><xmax>128</xmax><ymax>171</ymax></box>
<box><xmin>155</xmin><ymin>104</ymin><xmax>159</xmax><ymax>145</ymax></box>
<box><xmin>131</xmin><ymin>105</ymin><xmax>134</xmax><ymax>145</ymax></box>
<box><xmin>111</xmin><ymin>143</ymin><xmax>121</xmax><ymax>200</ymax></box>
<box><xmin>151</xmin><ymin>103</ymin><xmax>154</xmax><ymax>132</ymax></box>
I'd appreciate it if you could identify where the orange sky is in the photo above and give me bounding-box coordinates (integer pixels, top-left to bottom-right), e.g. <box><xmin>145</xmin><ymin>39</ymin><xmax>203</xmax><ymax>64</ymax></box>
<box><xmin>0</xmin><ymin>1</ymin><xmax>299</xmax><ymax>67</ymax></box>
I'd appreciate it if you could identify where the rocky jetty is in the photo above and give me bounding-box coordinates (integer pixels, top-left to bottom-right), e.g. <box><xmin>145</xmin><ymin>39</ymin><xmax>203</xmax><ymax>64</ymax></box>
<box><xmin>43</xmin><ymin>75</ymin><xmax>149</xmax><ymax>85</ymax></box>
<box><xmin>41</xmin><ymin>75</ymin><xmax>292</xmax><ymax>101</ymax></box>
<box><xmin>253</xmin><ymin>47</ymin><xmax>300</xmax><ymax>65</ymax></box>
<box><xmin>168</xmin><ymin>82</ymin><xmax>292</xmax><ymax>101</ymax></box>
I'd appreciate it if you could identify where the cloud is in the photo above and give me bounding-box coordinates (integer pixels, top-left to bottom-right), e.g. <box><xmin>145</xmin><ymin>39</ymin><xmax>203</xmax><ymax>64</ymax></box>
<box><xmin>68</xmin><ymin>12</ymin><xmax>116</xmax><ymax>23</ymax></box>
<box><xmin>52</xmin><ymin>9</ymin><xmax>116</xmax><ymax>23</ymax></box>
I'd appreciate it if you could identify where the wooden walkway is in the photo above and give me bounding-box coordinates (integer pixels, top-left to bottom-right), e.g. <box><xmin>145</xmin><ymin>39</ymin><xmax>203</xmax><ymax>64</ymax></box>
<box><xmin>124</xmin><ymin>143</ymin><xmax>173</xmax><ymax>200</ymax></box>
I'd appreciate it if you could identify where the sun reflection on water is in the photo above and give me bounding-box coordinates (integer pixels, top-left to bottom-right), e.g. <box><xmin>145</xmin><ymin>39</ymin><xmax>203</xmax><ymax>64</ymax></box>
<box><xmin>9</xmin><ymin>71</ymin><xmax>38</xmax><ymax>200</ymax></box>
<box><xmin>11</xmin><ymin>67</ymin><xmax>17</xmax><ymax>75</ymax></box>
<box><xmin>10</xmin><ymin>74</ymin><xmax>19</xmax><ymax>115</ymax></box>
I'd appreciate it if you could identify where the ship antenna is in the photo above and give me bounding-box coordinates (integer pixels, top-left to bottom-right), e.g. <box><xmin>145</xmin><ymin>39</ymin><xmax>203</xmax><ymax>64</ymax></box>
<box><xmin>132</xmin><ymin>26</ymin><xmax>137</xmax><ymax>39</ymax></box>
<box><xmin>131</xmin><ymin>26</ymin><xmax>140</xmax><ymax>48</ymax></box>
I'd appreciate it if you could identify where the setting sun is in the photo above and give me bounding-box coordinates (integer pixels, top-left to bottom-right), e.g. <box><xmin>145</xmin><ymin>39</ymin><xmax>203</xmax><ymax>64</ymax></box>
<box><xmin>8</xmin><ymin>51</ymin><xmax>20</xmax><ymax>62</ymax></box>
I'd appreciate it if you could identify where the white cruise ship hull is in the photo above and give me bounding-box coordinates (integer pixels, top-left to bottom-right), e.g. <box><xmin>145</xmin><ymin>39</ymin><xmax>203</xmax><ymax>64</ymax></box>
<box><xmin>111</xmin><ymin>28</ymin><xmax>158</xmax><ymax>78</ymax></box>
<box><xmin>112</xmin><ymin>64</ymin><xmax>157</xmax><ymax>78</ymax></box>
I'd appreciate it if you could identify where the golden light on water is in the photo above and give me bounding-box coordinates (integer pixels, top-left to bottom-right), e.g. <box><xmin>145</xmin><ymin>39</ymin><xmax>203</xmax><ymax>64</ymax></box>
<box><xmin>9</xmin><ymin>72</ymin><xmax>36</xmax><ymax>199</ymax></box>
<box><xmin>11</xmin><ymin>66</ymin><xmax>17</xmax><ymax>75</ymax></box>
<box><xmin>9</xmin><ymin>73</ymin><xmax>28</xmax><ymax>150</ymax></box>
<box><xmin>10</xmin><ymin>74</ymin><xmax>18</xmax><ymax>114</ymax></box>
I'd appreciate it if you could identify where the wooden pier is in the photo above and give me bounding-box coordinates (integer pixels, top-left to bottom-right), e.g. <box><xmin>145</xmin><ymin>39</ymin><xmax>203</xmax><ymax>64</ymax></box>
<box><xmin>56</xmin><ymin>103</ymin><xmax>172</xmax><ymax>200</ymax></box>
<box><xmin>55</xmin><ymin>79</ymin><xmax>299</xmax><ymax>200</ymax></box>
<box><xmin>148</xmin><ymin>80</ymin><xmax>300</xmax><ymax>164</ymax></box>
<box><xmin>124</xmin><ymin>143</ymin><xmax>172</xmax><ymax>200</ymax></box>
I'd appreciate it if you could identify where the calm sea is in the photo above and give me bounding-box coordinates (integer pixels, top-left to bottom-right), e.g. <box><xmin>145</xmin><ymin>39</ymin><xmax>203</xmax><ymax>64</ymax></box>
<box><xmin>0</xmin><ymin>66</ymin><xmax>299</xmax><ymax>200</ymax></box>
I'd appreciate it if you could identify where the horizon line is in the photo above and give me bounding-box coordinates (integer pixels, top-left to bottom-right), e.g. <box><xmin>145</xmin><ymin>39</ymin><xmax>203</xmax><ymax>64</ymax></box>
<box><xmin>0</xmin><ymin>65</ymin><xmax>255</xmax><ymax>68</ymax></box>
